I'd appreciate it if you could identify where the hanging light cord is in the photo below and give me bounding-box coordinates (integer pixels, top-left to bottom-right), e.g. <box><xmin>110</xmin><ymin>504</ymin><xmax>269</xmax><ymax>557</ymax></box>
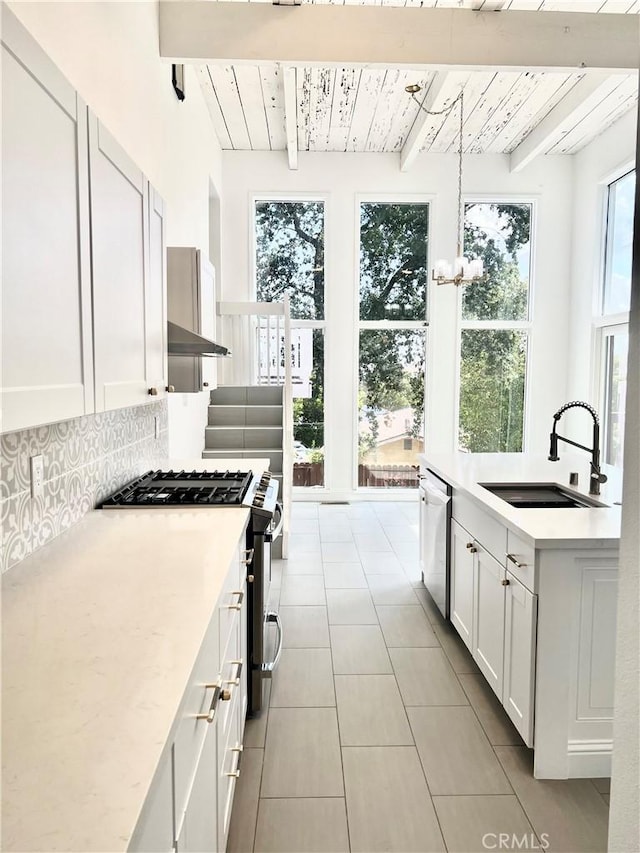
<box><xmin>408</xmin><ymin>87</ymin><xmax>465</xmax><ymax>257</ymax></box>
<box><xmin>456</xmin><ymin>91</ymin><xmax>464</xmax><ymax>258</ymax></box>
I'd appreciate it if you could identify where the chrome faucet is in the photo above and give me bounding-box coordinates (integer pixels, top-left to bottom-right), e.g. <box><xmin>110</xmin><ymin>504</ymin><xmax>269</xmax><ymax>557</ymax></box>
<box><xmin>548</xmin><ymin>401</ymin><xmax>608</xmax><ymax>496</ymax></box>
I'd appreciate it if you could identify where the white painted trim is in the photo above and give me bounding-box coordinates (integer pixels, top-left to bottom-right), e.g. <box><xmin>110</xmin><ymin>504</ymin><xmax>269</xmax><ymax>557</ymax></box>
<box><xmin>593</xmin><ymin>312</ymin><xmax>631</xmax><ymax>329</ymax></box>
<box><xmin>566</xmin><ymin>739</ymin><xmax>613</xmax><ymax>778</ymax></box>
<box><xmin>159</xmin><ymin>3</ymin><xmax>640</xmax><ymax>73</ymax></box>
<box><xmin>589</xmin><ymin>166</ymin><xmax>635</xmax><ymax>421</ymax></box>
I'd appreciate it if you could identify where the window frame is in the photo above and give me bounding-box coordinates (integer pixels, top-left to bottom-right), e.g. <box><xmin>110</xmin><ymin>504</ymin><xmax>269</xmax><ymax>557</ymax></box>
<box><xmin>353</xmin><ymin>194</ymin><xmax>432</xmax><ymax>491</ymax></box>
<box><xmin>592</xmin><ymin>167</ymin><xmax>634</xmax><ymax>469</ymax></box>
<box><xmin>455</xmin><ymin>196</ymin><xmax>537</xmax><ymax>454</ymax></box>
<box><xmin>251</xmin><ymin>194</ymin><xmax>329</xmax><ymax>490</ymax></box>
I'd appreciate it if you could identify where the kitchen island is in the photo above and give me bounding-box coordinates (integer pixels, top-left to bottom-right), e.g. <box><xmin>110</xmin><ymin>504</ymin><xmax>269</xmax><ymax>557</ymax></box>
<box><xmin>419</xmin><ymin>452</ymin><xmax>621</xmax><ymax>780</ymax></box>
<box><xmin>2</xmin><ymin>458</ymin><xmax>268</xmax><ymax>853</ymax></box>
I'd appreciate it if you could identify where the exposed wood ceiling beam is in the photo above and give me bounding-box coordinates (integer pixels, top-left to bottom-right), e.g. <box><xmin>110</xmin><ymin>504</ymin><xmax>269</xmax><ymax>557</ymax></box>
<box><xmin>509</xmin><ymin>72</ymin><xmax>632</xmax><ymax>171</ymax></box>
<box><xmin>159</xmin><ymin>2</ymin><xmax>639</xmax><ymax>73</ymax></box>
<box><xmin>282</xmin><ymin>66</ymin><xmax>298</xmax><ymax>170</ymax></box>
<box><xmin>401</xmin><ymin>72</ymin><xmax>452</xmax><ymax>172</ymax></box>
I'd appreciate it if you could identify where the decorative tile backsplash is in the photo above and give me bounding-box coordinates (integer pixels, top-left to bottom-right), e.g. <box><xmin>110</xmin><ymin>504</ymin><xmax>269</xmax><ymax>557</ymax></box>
<box><xmin>1</xmin><ymin>402</ymin><xmax>169</xmax><ymax>573</ymax></box>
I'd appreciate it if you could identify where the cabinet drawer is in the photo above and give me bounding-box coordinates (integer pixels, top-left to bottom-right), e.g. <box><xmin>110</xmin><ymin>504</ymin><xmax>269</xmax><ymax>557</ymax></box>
<box><xmin>452</xmin><ymin>493</ymin><xmax>507</xmax><ymax>562</ymax></box>
<box><xmin>217</xmin><ymin>690</ymin><xmax>242</xmax><ymax>853</ymax></box>
<box><xmin>173</xmin><ymin>607</ymin><xmax>220</xmax><ymax>821</ymax></box>
<box><xmin>219</xmin><ymin>549</ymin><xmax>243</xmax><ymax>657</ymax></box>
<box><xmin>506</xmin><ymin>530</ymin><xmax>536</xmax><ymax>592</ymax></box>
<box><xmin>218</xmin><ymin>616</ymin><xmax>242</xmax><ymax>746</ymax></box>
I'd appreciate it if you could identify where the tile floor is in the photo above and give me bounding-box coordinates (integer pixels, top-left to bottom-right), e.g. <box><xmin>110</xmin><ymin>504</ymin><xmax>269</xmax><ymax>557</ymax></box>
<box><xmin>228</xmin><ymin>501</ymin><xmax>610</xmax><ymax>853</ymax></box>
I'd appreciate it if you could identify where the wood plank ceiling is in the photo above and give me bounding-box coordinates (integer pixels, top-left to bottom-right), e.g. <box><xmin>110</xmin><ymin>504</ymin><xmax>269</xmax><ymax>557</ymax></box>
<box><xmin>195</xmin><ymin>0</ymin><xmax>639</xmax><ymax>162</ymax></box>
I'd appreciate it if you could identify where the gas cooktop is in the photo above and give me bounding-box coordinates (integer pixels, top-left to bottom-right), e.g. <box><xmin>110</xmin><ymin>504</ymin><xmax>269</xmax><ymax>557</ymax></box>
<box><xmin>100</xmin><ymin>469</ymin><xmax>254</xmax><ymax>507</ymax></box>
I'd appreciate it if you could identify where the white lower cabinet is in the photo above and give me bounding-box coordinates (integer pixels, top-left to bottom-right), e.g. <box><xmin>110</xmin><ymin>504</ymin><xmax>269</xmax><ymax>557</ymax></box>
<box><xmin>472</xmin><ymin>546</ymin><xmax>506</xmax><ymax>700</ymax></box>
<box><xmin>217</xmin><ymin>692</ymin><xmax>242</xmax><ymax>853</ymax></box>
<box><xmin>450</xmin><ymin>505</ymin><xmax>537</xmax><ymax>747</ymax></box>
<box><xmin>131</xmin><ymin>540</ymin><xmax>247</xmax><ymax>853</ymax></box>
<box><xmin>450</xmin><ymin>519</ymin><xmax>475</xmax><ymax>650</ymax></box>
<box><xmin>503</xmin><ymin>571</ymin><xmax>537</xmax><ymax>746</ymax></box>
<box><xmin>176</xmin><ymin>723</ymin><xmax>218</xmax><ymax>853</ymax></box>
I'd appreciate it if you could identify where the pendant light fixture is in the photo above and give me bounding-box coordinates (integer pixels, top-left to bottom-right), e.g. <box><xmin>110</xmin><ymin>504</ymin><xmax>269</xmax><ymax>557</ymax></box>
<box><xmin>406</xmin><ymin>84</ymin><xmax>484</xmax><ymax>287</ymax></box>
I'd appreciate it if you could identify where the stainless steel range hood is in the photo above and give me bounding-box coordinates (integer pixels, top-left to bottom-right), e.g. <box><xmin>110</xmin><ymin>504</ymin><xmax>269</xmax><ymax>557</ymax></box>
<box><xmin>167</xmin><ymin>321</ymin><xmax>230</xmax><ymax>357</ymax></box>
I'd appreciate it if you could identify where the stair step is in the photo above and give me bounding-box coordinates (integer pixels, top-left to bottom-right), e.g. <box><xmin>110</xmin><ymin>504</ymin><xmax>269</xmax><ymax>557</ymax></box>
<box><xmin>205</xmin><ymin>426</ymin><xmax>283</xmax><ymax>450</ymax></box>
<box><xmin>208</xmin><ymin>404</ymin><xmax>283</xmax><ymax>427</ymax></box>
<box><xmin>209</xmin><ymin>386</ymin><xmax>283</xmax><ymax>406</ymax></box>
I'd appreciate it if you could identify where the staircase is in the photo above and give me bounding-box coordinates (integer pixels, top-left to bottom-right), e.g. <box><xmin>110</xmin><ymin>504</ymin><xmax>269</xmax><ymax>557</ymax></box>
<box><xmin>203</xmin><ymin>386</ymin><xmax>285</xmax><ymax>556</ymax></box>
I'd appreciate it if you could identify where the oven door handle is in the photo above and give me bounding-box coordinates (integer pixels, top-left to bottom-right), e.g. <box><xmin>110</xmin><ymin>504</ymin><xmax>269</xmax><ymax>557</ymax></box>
<box><xmin>265</xmin><ymin>502</ymin><xmax>284</xmax><ymax>544</ymax></box>
<box><xmin>261</xmin><ymin>611</ymin><xmax>283</xmax><ymax>677</ymax></box>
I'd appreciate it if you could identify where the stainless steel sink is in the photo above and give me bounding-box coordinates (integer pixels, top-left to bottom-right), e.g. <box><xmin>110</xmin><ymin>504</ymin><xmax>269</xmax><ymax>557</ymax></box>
<box><xmin>478</xmin><ymin>483</ymin><xmax>608</xmax><ymax>509</ymax></box>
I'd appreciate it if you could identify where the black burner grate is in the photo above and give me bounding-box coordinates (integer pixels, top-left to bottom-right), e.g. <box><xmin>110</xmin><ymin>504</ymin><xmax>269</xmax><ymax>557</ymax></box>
<box><xmin>100</xmin><ymin>470</ymin><xmax>254</xmax><ymax>508</ymax></box>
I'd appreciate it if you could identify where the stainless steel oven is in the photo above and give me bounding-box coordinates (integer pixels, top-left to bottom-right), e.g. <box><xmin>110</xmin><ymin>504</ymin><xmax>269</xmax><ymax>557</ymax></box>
<box><xmin>246</xmin><ymin>486</ymin><xmax>283</xmax><ymax>715</ymax></box>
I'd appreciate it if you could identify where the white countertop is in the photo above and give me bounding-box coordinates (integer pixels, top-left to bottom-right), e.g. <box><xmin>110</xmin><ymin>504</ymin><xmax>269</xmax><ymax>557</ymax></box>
<box><xmin>419</xmin><ymin>452</ymin><xmax>622</xmax><ymax>549</ymax></box>
<box><xmin>1</xmin><ymin>457</ymin><xmax>267</xmax><ymax>853</ymax></box>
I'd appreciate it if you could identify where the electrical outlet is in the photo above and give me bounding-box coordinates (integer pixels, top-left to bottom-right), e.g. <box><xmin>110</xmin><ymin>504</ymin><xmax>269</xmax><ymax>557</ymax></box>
<box><xmin>154</xmin><ymin>416</ymin><xmax>160</xmax><ymax>440</ymax></box>
<box><xmin>30</xmin><ymin>454</ymin><xmax>44</xmax><ymax>498</ymax></box>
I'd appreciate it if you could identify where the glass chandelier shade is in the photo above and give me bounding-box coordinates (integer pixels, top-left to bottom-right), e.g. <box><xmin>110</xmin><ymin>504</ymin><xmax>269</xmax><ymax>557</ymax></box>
<box><xmin>406</xmin><ymin>85</ymin><xmax>484</xmax><ymax>287</ymax></box>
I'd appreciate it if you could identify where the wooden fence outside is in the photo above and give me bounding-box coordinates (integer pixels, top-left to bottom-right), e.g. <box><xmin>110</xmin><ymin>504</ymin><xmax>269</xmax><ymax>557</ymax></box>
<box><xmin>292</xmin><ymin>463</ymin><xmax>418</xmax><ymax>488</ymax></box>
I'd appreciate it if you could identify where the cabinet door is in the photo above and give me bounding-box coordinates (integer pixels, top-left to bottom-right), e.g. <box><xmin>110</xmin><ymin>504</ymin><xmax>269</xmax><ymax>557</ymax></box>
<box><xmin>450</xmin><ymin>519</ymin><xmax>474</xmax><ymax>650</ymax></box>
<box><xmin>176</xmin><ymin>724</ymin><xmax>218</xmax><ymax>853</ymax></box>
<box><xmin>146</xmin><ymin>186</ymin><xmax>167</xmax><ymax>397</ymax></box>
<box><xmin>129</xmin><ymin>752</ymin><xmax>174</xmax><ymax>853</ymax></box>
<box><xmin>473</xmin><ymin>546</ymin><xmax>506</xmax><ymax>699</ymax></box>
<box><xmin>89</xmin><ymin>112</ymin><xmax>149</xmax><ymax>411</ymax></box>
<box><xmin>217</xmin><ymin>694</ymin><xmax>242</xmax><ymax>853</ymax></box>
<box><xmin>503</xmin><ymin>572</ymin><xmax>537</xmax><ymax>746</ymax></box>
<box><xmin>1</xmin><ymin>7</ymin><xmax>94</xmax><ymax>431</ymax></box>
<box><xmin>418</xmin><ymin>486</ymin><xmax>427</xmax><ymax>575</ymax></box>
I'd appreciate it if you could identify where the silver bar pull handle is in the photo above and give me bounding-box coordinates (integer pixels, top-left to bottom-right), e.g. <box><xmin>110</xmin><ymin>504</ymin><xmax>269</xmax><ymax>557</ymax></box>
<box><xmin>195</xmin><ymin>684</ymin><xmax>222</xmax><ymax>724</ymax></box>
<box><xmin>226</xmin><ymin>590</ymin><xmax>244</xmax><ymax>610</ymax></box>
<box><xmin>242</xmin><ymin>548</ymin><xmax>254</xmax><ymax>565</ymax></box>
<box><xmin>224</xmin><ymin>659</ymin><xmax>244</xmax><ymax>686</ymax></box>
<box><xmin>226</xmin><ymin>744</ymin><xmax>243</xmax><ymax>778</ymax></box>
<box><xmin>262</xmin><ymin>611</ymin><xmax>283</xmax><ymax>677</ymax></box>
<box><xmin>507</xmin><ymin>554</ymin><xmax>527</xmax><ymax>569</ymax></box>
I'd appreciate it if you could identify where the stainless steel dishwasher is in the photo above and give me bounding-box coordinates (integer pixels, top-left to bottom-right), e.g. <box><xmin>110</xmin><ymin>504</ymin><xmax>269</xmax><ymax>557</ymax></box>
<box><xmin>419</xmin><ymin>469</ymin><xmax>452</xmax><ymax>620</ymax></box>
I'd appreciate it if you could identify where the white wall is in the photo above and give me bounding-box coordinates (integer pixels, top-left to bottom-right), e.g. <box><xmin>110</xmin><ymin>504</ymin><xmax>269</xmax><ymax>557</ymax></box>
<box><xmin>567</xmin><ymin>109</ymin><xmax>637</xmax><ymax>441</ymax></box>
<box><xmin>8</xmin><ymin>0</ymin><xmax>224</xmax><ymax>458</ymax></box>
<box><xmin>220</xmin><ymin>149</ymin><xmax>573</xmax><ymax>496</ymax></box>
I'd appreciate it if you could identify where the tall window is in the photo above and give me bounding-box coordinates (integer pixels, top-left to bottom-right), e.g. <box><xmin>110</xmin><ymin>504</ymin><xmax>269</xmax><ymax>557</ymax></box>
<box><xmin>597</xmin><ymin>170</ymin><xmax>634</xmax><ymax>467</ymax></box>
<box><xmin>358</xmin><ymin>202</ymin><xmax>428</xmax><ymax>489</ymax></box>
<box><xmin>458</xmin><ymin>202</ymin><xmax>532</xmax><ymax>453</ymax></box>
<box><xmin>255</xmin><ymin>200</ymin><xmax>325</xmax><ymax>486</ymax></box>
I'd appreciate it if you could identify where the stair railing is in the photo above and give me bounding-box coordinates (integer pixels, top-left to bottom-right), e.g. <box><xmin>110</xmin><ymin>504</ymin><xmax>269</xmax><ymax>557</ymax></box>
<box><xmin>217</xmin><ymin>298</ymin><xmax>293</xmax><ymax>559</ymax></box>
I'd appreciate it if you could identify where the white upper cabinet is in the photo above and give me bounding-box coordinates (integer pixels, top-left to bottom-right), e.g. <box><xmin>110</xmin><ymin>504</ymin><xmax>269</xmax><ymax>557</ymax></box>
<box><xmin>1</xmin><ymin>7</ymin><xmax>169</xmax><ymax>432</ymax></box>
<box><xmin>146</xmin><ymin>187</ymin><xmax>168</xmax><ymax>397</ymax></box>
<box><xmin>1</xmin><ymin>6</ymin><xmax>94</xmax><ymax>432</ymax></box>
<box><xmin>89</xmin><ymin>113</ymin><xmax>150</xmax><ymax>412</ymax></box>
